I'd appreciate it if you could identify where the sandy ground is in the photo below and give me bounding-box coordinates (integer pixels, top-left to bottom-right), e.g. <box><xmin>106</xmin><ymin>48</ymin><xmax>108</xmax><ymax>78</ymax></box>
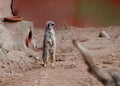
<box><xmin>0</xmin><ymin>26</ymin><xmax>120</xmax><ymax>86</ymax></box>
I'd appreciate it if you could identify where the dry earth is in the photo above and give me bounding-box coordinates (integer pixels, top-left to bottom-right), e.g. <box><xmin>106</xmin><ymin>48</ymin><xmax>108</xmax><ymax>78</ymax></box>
<box><xmin>0</xmin><ymin>26</ymin><xmax>120</xmax><ymax>86</ymax></box>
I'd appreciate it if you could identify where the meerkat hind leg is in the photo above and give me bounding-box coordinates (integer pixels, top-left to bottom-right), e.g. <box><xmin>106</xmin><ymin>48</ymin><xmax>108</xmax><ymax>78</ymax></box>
<box><xmin>43</xmin><ymin>50</ymin><xmax>49</xmax><ymax>67</ymax></box>
<box><xmin>45</xmin><ymin>55</ymin><xmax>49</xmax><ymax>67</ymax></box>
<box><xmin>50</xmin><ymin>52</ymin><xmax>55</xmax><ymax>67</ymax></box>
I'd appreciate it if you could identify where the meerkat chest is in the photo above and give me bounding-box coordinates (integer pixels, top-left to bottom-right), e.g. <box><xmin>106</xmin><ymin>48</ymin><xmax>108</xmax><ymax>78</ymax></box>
<box><xmin>44</xmin><ymin>30</ymin><xmax>56</xmax><ymax>47</ymax></box>
<box><xmin>47</xmin><ymin>30</ymin><xmax>55</xmax><ymax>39</ymax></box>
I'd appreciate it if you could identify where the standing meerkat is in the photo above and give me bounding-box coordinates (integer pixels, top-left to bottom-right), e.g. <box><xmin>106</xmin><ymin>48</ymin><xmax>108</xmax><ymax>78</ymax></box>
<box><xmin>42</xmin><ymin>21</ymin><xmax>56</xmax><ymax>67</ymax></box>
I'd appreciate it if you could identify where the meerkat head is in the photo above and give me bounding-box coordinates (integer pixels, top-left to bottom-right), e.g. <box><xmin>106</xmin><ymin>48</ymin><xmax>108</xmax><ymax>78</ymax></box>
<box><xmin>46</xmin><ymin>21</ymin><xmax>56</xmax><ymax>30</ymax></box>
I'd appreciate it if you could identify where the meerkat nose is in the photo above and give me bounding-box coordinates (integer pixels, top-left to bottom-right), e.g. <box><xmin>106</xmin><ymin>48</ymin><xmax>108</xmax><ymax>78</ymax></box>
<box><xmin>49</xmin><ymin>25</ymin><xmax>52</xmax><ymax>29</ymax></box>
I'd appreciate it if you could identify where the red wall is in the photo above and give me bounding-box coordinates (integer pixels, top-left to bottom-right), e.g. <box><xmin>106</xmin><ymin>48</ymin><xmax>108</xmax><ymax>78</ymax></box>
<box><xmin>12</xmin><ymin>0</ymin><xmax>75</xmax><ymax>28</ymax></box>
<box><xmin>12</xmin><ymin>0</ymin><xmax>120</xmax><ymax>28</ymax></box>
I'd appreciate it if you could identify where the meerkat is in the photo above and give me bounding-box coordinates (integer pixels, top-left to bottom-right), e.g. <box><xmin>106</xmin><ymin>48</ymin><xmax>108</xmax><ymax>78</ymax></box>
<box><xmin>42</xmin><ymin>21</ymin><xmax>56</xmax><ymax>67</ymax></box>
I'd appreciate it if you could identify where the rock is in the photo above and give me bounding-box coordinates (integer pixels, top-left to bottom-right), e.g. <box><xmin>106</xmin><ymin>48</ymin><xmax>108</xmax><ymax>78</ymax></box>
<box><xmin>99</xmin><ymin>31</ymin><xmax>110</xmax><ymax>39</ymax></box>
<box><xmin>35</xmin><ymin>56</ymin><xmax>40</xmax><ymax>60</ymax></box>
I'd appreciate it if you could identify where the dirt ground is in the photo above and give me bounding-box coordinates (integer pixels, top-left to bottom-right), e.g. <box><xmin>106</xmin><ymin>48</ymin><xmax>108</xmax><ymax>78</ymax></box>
<box><xmin>0</xmin><ymin>26</ymin><xmax>120</xmax><ymax>86</ymax></box>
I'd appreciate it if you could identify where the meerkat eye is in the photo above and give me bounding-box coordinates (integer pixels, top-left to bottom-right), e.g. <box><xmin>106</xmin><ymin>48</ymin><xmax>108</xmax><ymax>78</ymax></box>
<box><xmin>51</xmin><ymin>23</ymin><xmax>55</xmax><ymax>26</ymax></box>
<box><xmin>48</xmin><ymin>24</ymin><xmax>50</xmax><ymax>27</ymax></box>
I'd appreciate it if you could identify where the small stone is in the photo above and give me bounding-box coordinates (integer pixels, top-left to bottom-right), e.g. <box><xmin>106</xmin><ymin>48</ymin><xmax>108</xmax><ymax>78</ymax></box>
<box><xmin>35</xmin><ymin>56</ymin><xmax>40</xmax><ymax>60</ymax></box>
<box><xmin>98</xmin><ymin>31</ymin><xmax>110</xmax><ymax>38</ymax></box>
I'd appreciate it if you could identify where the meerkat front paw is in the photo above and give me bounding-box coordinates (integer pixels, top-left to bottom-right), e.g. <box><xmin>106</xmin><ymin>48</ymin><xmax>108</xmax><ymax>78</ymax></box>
<box><xmin>48</xmin><ymin>39</ymin><xmax>53</xmax><ymax>46</ymax></box>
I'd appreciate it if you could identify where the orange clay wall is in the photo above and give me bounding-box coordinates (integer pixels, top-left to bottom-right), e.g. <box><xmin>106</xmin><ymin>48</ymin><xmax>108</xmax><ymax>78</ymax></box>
<box><xmin>1</xmin><ymin>0</ymin><xmax>120</xmax><ymax>28</ymax></box>
<box><xmin>12</xmin><ymin>0</ymin><xmax>75</xmax><ymax>28</ymax></box>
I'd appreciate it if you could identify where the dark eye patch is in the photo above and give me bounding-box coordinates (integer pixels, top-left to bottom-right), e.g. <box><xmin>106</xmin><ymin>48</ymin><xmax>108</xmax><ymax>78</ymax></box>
<box><xmin>47</xmin><ymin>23</ymin><xmax>55</xmax><ymax>28</ymax></box>
<box><xmin>51</xmin><ymin>23</ymin><xmax>55</xmax><ymax>26</ymax></box>
<box><xmin>48</xmin><ymin>24</ymin><xmax>50</xmax><ymax>27</ymax></box>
